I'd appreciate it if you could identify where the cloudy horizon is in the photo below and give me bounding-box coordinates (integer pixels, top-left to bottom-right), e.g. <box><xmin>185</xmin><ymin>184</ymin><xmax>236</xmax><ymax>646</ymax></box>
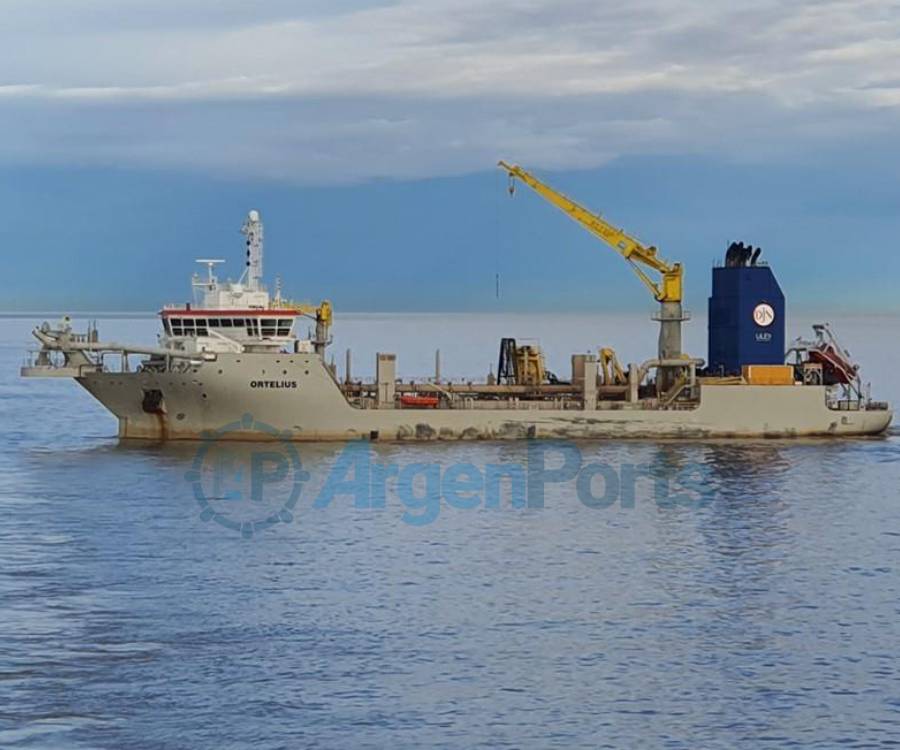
<box><xmin>3</xmin><ymin>0</ymin><xmax>899</xmax><ymax>313</ymax></box>
<box><xmin>2</xmin><ymin>0</ymin><xmax>899</xmax><ymax>182</ymax></box>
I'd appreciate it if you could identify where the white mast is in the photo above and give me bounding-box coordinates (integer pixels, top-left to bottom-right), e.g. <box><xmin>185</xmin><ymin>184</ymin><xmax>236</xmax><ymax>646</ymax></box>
<box><xmin>241</xmin><ymin>209</ymin><xmax>264</xmax><ymax>291</ymax></box>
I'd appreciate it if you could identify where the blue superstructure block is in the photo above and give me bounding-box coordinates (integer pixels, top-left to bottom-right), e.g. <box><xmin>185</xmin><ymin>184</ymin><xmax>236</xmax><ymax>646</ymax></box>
<box><xmin>708</xmin><ymin>259</ymin><xmax>785</xmax><ymax>375</ymax></box>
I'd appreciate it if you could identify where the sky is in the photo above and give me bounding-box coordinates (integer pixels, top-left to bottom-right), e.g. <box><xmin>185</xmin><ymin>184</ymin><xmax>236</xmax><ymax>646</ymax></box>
<box><xmin>2</xmin><ymin>0</ymin><xmax>900</xmax><ymax>312</ymax></box>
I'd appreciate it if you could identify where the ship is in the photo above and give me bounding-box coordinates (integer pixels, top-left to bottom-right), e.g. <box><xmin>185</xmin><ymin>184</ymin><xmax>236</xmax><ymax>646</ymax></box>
<box><xmin>21</xmin><ymin>166</ymin><xmax>892</xmax><ymax>441</ymax></box>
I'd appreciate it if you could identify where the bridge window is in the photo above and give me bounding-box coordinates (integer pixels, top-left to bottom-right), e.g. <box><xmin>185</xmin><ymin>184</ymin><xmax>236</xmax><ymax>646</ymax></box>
<box><xmin>208</xmin><ymin>318</ymin><xmax>220</xmax><ymax>328</ymax></box>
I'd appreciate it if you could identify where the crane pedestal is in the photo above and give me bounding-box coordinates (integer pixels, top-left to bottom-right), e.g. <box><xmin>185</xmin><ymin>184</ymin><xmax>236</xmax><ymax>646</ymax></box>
<box><xmin>654</xmin><ymin>302</ymin><xmax>689</xmax><ymax>392</ymax></box>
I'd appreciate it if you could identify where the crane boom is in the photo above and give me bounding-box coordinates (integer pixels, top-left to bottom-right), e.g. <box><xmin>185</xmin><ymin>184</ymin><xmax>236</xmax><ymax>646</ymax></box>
<box><xmin>497</xmin><ymin>160</ymin><xmax>683</xmax><ymax>303</ymax></box>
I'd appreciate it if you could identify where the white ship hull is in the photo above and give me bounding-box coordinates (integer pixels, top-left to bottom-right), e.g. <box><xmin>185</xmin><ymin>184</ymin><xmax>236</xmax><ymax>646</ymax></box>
<box><xmin>76</xmin><ymin>353</ymin><xmax>892</xmax><ymax>441</ymax></box>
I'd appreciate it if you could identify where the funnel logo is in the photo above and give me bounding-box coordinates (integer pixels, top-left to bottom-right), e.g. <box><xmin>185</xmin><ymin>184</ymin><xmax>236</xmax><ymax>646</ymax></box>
<box><xmin>185</xmin><ymin>413</ymin><xmax>309</xmax><ymax>538</ymax></box>
<box><xmin>753</xmin><ymin>302</ymin><xmax>775</xmax><ymax>327</ymax></box>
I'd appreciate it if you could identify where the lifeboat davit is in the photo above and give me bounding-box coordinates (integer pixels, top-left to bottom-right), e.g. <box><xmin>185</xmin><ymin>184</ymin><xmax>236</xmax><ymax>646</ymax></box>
<box><xmin>807</xmin><ymin>343</ymin><xmax>858</xmax><ymax>385</ymax></box>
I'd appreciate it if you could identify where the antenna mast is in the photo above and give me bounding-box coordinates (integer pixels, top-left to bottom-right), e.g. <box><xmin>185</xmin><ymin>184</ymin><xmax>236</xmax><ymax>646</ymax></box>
<box><xmin>241</xmin><ymin>209</ymin><xmax>264</xmax><ymax>291</ymax></box>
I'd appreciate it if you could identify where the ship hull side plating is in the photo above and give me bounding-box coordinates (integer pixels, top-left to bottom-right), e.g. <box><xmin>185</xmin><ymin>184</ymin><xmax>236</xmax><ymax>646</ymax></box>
<box><xmin>75</xmin><ymin>354</ymin><xmax>893</xmax><ymax>441</ymax></box>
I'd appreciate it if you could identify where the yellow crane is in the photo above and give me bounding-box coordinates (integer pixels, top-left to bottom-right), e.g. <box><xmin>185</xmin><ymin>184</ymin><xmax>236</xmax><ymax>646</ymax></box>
<box><xmin>273</xmin><ymin>298</ymin><xmax>333</xmax><ymax>354</ymax></box>
<box><xmin>498</xmin><ymin>161</ymin><xmax>682</xmax><ymax>303</ymax></box>
<box><xmin>497</xmin><ymin>160</ymin><xmax>687</xmax><ymax>367</ymax></box>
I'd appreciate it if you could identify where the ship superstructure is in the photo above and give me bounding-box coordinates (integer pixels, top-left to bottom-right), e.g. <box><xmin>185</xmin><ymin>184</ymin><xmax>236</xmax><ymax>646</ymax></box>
<box><xmin>159</xmin><ymin>210</ymin><xmax>331</xmax><ymax>357</ymax></box>
<box><xmin>21</xmin><ymin>192</ymin><xmax>892</xmax><ymax>441</ymax></box>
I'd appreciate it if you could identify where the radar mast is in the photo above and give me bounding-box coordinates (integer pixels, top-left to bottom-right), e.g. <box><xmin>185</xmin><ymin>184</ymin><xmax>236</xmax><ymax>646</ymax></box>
<box><xmin>240</xmin><ymin>209</ymin><xmax>264</xmax><ymax>291</ymax></box>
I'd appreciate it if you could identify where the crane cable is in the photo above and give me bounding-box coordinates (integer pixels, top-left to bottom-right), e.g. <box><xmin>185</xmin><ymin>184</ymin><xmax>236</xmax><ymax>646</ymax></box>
<box><xmin>494</xmin><ymin>170</ymin><xmax>524</xmax><ymax>300</ymax></box>
<box><xmin>494</xmin><ymin>168</ymin><xmax>503</xmax><ymax>300</ymax></box>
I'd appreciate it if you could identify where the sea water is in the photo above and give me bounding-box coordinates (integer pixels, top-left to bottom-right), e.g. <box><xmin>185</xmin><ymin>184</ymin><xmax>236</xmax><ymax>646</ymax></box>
<box><xmin>1</xmin><ymin>312</ymin><xmax>899</xmax><ymax>748</ymax></box>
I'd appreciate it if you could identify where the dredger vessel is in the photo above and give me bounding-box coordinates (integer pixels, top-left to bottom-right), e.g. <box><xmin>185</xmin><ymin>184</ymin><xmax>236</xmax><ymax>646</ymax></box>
<box><xmin>22</xmin><ymin>164</ymin><xmax>892</xmax><ymax>440</ymax></box>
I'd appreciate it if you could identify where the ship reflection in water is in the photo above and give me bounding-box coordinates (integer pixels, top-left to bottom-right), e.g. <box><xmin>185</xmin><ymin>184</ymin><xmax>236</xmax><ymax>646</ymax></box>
<box><xmin>3</xmin><ymin>314</ymin><xmax>900</xmax><ymax>748</ymax></box>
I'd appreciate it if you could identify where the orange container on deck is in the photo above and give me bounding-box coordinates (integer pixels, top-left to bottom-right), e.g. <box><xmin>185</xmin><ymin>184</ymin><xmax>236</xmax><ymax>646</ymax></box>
<box><xmin>742</xmin><ymin>364</ymin><xmax>795</xmax><ymax>385</ymax></box>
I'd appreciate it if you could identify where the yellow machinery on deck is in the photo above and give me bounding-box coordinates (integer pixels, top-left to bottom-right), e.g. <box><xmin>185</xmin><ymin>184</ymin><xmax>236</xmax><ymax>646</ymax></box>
<box><xmin>599</xmin><ymin>347</ymin><xmax>627</xmax><ymax>386</ymax></box>
<box><xmin>515</xmin><ymin>345</ymin><xmax>546</xmax><ymax>386</ymax></box>
<box><xmin>497</xmin><ymin>337</ymin><xmax>549</xmax><ymax>387</ymax></box>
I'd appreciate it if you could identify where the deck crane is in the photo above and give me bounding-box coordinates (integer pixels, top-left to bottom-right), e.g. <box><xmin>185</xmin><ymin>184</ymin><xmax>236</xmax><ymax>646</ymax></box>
<box><xmin>272</xmin><ymin>298</ymin><xmax>333</xmax><ymax>355</ymax></box>
<box><xmin>498</xmin><ymin>160</ymin><xmax>688</xmax><ymax>377</ymax></box>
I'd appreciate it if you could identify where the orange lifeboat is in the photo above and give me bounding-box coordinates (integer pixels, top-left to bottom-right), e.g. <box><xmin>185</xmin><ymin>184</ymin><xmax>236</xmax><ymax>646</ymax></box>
<box><xmin>400</xmin><ymin>394</ymin><xmax>440</xmax><ymax>408</ymax></box>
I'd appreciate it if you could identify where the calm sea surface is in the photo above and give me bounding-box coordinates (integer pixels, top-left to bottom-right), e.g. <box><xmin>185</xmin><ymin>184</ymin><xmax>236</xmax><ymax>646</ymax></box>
<box><xmin>2</xmin><ymin>312</ymin><xmax>900</xmax><ymax>749</ymax></box>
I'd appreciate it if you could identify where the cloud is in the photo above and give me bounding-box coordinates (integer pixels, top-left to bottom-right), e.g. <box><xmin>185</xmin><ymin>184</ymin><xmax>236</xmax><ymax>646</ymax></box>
<box><xmin>0</xmin><ymin>0</ymin><xmax>898</xmax><ymax>182</ymax></box>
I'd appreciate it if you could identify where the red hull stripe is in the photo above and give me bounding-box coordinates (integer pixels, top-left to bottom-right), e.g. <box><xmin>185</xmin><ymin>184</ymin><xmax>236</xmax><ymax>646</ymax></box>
<box><xmin>160</xmin><ymin>309</ymin><xmax>300</xmax><ymax>317</ymax></box>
